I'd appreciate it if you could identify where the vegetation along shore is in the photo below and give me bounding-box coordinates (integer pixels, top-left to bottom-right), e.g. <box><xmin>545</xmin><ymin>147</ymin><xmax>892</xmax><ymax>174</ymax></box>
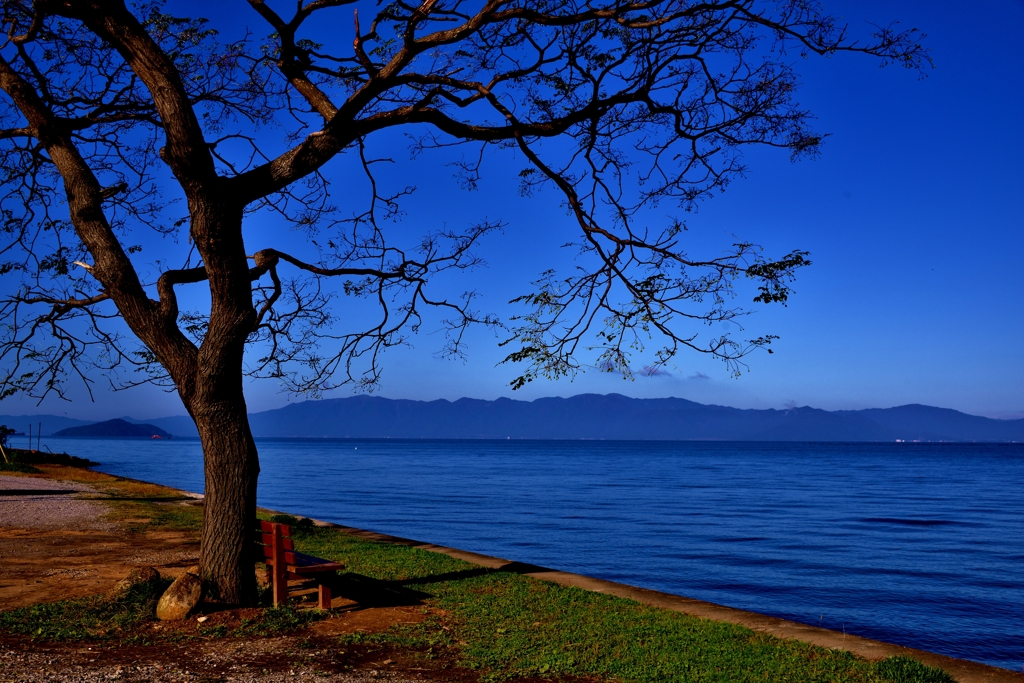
<box><xmin>1</xmin><ymin>449</ymin><xmax>1016</xmax><ymax>683</ymax></box>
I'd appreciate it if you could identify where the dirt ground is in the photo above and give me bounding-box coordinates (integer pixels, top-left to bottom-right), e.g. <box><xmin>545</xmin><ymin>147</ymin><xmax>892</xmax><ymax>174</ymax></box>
<box><xmin>0</xmin><ymin>468</ymin><xmax>201</xmax><ymax>610</ymax></box>
<box><xmin>0</xmin><ymin>604</ymin><xmax>471</xmax><ymax>683</ymax></box>
<box><xmin>4</xmin><ymin>465</ymin><xmax>1014</xmax><ymax>683</ymax></box>
<box><xmin>0</xmin><ymin>526</ymin><xmax>200</xmax><ymax>609</ymax></box>
<box><xmin>0</xmin><ymin>466</ymin><xmax>597</xmax><ymax>683</ymax></box>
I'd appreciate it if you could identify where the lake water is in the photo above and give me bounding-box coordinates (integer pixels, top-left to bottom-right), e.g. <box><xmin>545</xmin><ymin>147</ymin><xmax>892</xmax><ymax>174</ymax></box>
<box><xmin>29</xmin><ymin>436</ymin><xmax>1024</xmax><ymax>671</ymax></box>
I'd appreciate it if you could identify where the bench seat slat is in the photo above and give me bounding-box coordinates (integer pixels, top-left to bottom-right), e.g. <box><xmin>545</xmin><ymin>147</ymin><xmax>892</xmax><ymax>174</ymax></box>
<box><xmin>293</xmin><ymin>550</ymin><xmax>342</xmax><ymax>567</ymax></box>
<box><xmin>285</xmin><ymin>561</ymin><xmax>345</xmax><ymax>573</ymax></box>
<box><xmin>263</xmin><ymin>549</ymin><xmax>343</xmax><ymax>569</ymax></box>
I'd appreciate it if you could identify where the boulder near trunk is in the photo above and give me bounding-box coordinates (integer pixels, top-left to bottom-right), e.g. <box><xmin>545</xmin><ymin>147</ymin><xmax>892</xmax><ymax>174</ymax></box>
<box><xmin>156</xmin><ymin>567</ymin><xmax>204</xmax><ymax>620</ymax></box>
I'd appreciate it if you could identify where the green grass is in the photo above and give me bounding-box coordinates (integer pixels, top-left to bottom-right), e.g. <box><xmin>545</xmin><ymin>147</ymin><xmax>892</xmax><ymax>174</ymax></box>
<box><xmin>0</xmin><ymin>578</ymin><xmax>324</xmax><ymax>643</ymax></box>
<box><xmin>291</xmin><ymin>525</ymin><xmax>957</xmax><ymax>683</ymax></box>
<box><xmin>87</xmin><ymin>478</ymin><xmax>204</xmax><ymax>533</ymax></box>
<box><xmin>0</xmin><ymin>579</ymin><xmax>169</xmax><ymax>641</ymax></box>
<box><xmin>1</xmin><ymin>447</ymin><xmax>98</xmax><ymax>468</ymax></box>
<box><xmin>875</xmin><ymin>657</ymin><xmax>958</xmax><ymax>683</ymax></box>
<box><xmin>143</xmin><ymin>501</ymin><xmax>203</xmax><ymax>532</ymax></box>
<box><xmin>0</xmin><ymin>504</ymin><xmax>957</xmax><ymax>682</ymax></box>
<box><xmin>233</xmin><ymin>606</ymin><xmax>327</xmax><ymax>637</ymax></box>
<box><xmin>266</xmin><ymin>513</ymin><xmax>315</xmax><ymax>528</ymax></box>
<box><xmin>0</xmin><ymin>461</ymin><xmax>42</xmax><ymax>473</ymax></box>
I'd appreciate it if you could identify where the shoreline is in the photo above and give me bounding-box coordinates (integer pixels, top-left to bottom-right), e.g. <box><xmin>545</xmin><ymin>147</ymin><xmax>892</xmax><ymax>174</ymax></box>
<box><xmin>295</xmin><ymin>518</ymin><xmax>1022</xmax><ymax>683</ymax></box>
<box><xmin>244</xmin><ymin>498</ymin><xmax>1019</xmax><ymax>683</ymax></box>
<box><xmin>3</xmin><ymin>465</ymin><xmax>1020</xmax><ymax>682</ymax></box>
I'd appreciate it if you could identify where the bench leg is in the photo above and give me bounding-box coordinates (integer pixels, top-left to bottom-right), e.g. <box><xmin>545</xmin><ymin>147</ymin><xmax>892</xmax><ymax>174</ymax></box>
<box><xmin>272</xmin><ymin>562</ymin><xmax>288</xmax><ymax>608</ymax></box>
<box><xmin>318</xmin><ymin>582</ymin><xmax>332</xmax><ymax>610</ymax></box>
<box><xmin>271</xmin><ymin>524</ymin><xmax>288</xmax><ymax>608</ymax></box>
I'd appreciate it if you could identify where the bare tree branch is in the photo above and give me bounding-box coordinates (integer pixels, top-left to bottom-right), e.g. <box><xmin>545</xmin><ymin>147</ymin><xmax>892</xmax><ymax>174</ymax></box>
<box><xmin>0</xmin><ymin>0</ymin><xmax>929</xmax><ymax>602</ymax></box>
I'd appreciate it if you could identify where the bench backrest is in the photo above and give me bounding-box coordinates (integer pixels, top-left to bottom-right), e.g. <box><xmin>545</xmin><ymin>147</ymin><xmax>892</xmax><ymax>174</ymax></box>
<box><xmin>255</xmin><ymin>521</ymin><xmax>300</xmax><ymax>566</ymax></box>
<box><xmin>257</xmin><ymin>521</ymin><xmax>295</xmax><ymax>606</ymax></box>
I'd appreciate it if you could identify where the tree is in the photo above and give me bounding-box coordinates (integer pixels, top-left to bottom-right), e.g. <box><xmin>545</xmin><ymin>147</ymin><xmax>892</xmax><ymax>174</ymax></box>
<box><xmin>0</xmin><ymin>0</ymin><xmax>927</xmax><ymax>603</ymax></box>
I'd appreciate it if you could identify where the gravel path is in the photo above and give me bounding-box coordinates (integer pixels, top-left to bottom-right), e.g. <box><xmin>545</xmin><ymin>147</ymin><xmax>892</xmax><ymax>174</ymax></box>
<box><xmin>0</xmin><ymin>474</ymin><xmax>428</xmax><ymax>682</ymax></box>
<box><xmin>0</xmin><ymin>641</ymin><xmax>421</xmax><ymax>682</ymax></box>
<box><xmin>0</xmin><ymin>474</ymin><xmax>113</xmax><ymax>531</ymax></box>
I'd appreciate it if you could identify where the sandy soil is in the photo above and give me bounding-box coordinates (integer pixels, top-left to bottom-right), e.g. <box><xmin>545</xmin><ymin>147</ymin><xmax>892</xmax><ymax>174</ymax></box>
<box><xmin>0</xmin><ymin>526</ymin><xmax>199</xmax><ymax>608</ymax></box>
<box><xmin>0</xmin><ymin>466</ymin><xmax>577</xmax><ymax>683</ymax></box>
<box><xmin>0</xmin><ymin>472</ymin><xmax>199</xmax><ymax>608</ymax></box>
<box><xmin>1</xmin><ymin>466</ymin><xmax>1016</xmax><ymax>683</ymax></box>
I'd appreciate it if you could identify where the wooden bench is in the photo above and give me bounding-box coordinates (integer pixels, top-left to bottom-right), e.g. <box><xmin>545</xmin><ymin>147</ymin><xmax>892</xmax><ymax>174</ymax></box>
<box><xmin>256</xmin><ymin>520</ymin><xmax>345</xmax><ymax>609</ymax></box>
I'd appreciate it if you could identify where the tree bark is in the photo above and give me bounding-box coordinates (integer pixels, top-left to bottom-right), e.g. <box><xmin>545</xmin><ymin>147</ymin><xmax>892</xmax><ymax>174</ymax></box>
<box><xmin>193</xmin><ymin>392</ymin><xmax>260</xmax><ymax>606</ymax></box>
<box><xmin>186</xmin><ymin>196</ymin><xmax>262</xmax><ymax>604</ymax></box>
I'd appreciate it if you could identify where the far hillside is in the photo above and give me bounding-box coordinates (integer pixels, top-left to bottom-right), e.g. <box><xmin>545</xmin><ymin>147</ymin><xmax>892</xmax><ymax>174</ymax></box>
<box><xmin>14</xmin><ymin>394</ymin><xmax>1024</xmax><ymax>442</ymax></box>
<box><xmin>55</xmin><ymin>419</ymin><xmax>171</xmax><ymax>439</ymax></box>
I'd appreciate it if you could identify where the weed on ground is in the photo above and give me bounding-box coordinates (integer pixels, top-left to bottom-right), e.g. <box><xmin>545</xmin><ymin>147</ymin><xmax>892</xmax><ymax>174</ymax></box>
<box><xmin>0</xmin><ymin>461</ymin><xmax>42</xmax><ymax>473</ymax></box>
<box><xmin>1</xmin><ymin>448</ymin><xmax>98</xmax><ymax>468</ymax></box>
<box><xmin>0</xmin><ymin>580</ymin><xmax>169</xmax><ymax>641</ymax></box>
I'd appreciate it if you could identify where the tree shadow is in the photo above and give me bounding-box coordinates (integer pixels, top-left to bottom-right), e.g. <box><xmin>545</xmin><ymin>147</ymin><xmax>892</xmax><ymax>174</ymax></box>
<box><xmin>0</xmin><ymin>489</ymin><xmax>81</xmax><ymax>496</ymax></box>
<box><xmin>494</xmin><ymin>561</ymin><xmax>553</xmax><ymax>574</ymax></box>
<box><xmin>331</xmin><ymin>566</ymin><xmax>502</xmax><ymax>610</ymax></box>
<box><xmin>393</xmin><ymin>566</ymin><xmax>494</xmax><ymax>587</ymax></box>
<box><xmin>331</xmin><ymin>573</ymin><xmax>432</xmax><ymax>608</ymax></box>
<box><xmin>80</xmin><ymin>495</ymin><xmax>196</xmax><ymax>502</ymax></box>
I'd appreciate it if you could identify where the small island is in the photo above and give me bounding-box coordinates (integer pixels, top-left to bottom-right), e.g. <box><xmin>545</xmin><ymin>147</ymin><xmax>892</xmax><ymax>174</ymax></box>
<box><xmin>55</xmin><ymin>419</ymin><xmax>171</xmax><ymax>439</ymax></box>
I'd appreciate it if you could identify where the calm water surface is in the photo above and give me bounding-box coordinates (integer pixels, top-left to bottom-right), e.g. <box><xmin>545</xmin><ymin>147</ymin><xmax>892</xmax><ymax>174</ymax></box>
<box><xmin>35</xmin><ymin>437</ymin><xmax>1024</xmax><ymax>671</ymax></box>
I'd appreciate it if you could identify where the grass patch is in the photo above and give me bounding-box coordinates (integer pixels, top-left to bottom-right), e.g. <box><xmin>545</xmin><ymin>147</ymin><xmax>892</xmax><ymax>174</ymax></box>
<box><xmin>0</xmin><ymin>582</ymin><xmax>322</xmax><ymax>644</ymax></box>
<box><xmin>133</xmin><ymin>499</ymin><xmax>203</xmax><ymax>532</ymax></box>
<box><xmin>0</xmin><ymin>515</ymin><xmax>963</xmax><ymax>682</ymax></box>
<box><xmin>0</xmin><ymin>579</ymin><xmax>169</xmax><ymax>641</ymax></box>
<box><xmin>1</xmin><ymin>447</ymin><xmax>98</xmax><ymax>468</ymax></box>
<box><xmin>0</xmin><ymin>461</ymin><xmax>42</xmax><ymax>473</ymax></box>
<box><xmin>265</xmin><ymin>513</ymin><xmax>315</xmax><ymax>529</ymax></box>
<box><xmin>876</xmin><ymin>656</ymin><xmax>957</xmax><ymax>683</ymax></box>
<box><xmin>288</xmin><ymin>525</ymin><xmax>957</xmax><ymax>683</ymax></box>
<box><xmin>232</xmin><ymin>606</ymin><xmax>327</xmax><ymax>637</ymax></box>
<box><xmin>107</xmin><ymin>499</ymin><xmax>202</xmax><ymax>534</ymax></box>
<box><xmin>83</xmin><ymin>477</ymin><xmax>203</xmax><ymax>533</ymax></box>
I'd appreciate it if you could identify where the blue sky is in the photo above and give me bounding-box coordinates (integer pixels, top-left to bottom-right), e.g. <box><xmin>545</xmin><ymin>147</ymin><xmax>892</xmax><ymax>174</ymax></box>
<box><xmin>4</xmin><ymin>0</ymin><xmax>1023</xmax><ymax>421</ymax></box>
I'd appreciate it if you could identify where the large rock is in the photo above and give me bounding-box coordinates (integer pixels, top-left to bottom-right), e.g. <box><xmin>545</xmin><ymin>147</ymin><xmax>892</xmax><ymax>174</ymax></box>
<box><xmin>110</xmin><ymin>567</ymin><xmax>161</xmax><ymax>597</ymax></box>
<box><xmin>156</xmin><ymin>568</ymin><xmax>203</xmax><ymax>620</ymax></box>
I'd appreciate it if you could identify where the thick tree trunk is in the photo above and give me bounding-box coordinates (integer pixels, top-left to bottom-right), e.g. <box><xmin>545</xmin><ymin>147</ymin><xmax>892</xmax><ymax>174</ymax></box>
<box><xmin>185</xmin><ymin>203</ymin><xmax>260</xmax><ymax>606</ymax></box>
<box><xmin>193</xmin><ymin>391</ymin><xmax>260</xmax><ymax>606</ymax></box>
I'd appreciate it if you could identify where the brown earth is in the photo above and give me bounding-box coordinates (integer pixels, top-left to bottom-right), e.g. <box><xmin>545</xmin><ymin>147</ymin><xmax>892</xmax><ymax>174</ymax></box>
<box><xmin>0</xmin><ymin>526</ymin><xmax>198</xmax><ymax>608</ymax></box>
<box><xmin>0</xmin><ymin>467</ymin><xmax>201</xmax><ymax>610</ymax></box>
<box><xmin>1</xmin><ymin>465</ymin><xmax>1020</xmax><ymax>683</ymax></box>
<box><xmin>0</xmin><ymin>466</ymin><xmax>598</xmax><ymax>683</ymax></box>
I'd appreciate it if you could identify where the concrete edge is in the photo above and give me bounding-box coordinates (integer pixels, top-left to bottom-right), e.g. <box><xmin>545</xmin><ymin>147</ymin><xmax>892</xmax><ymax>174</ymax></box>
<box><xmin>296</xmin><ymin>518</ymin><xmax>1020</xmax><ymax>683</ymax></box>
<box><xmin>66</xmin><ymin>467</ymin><xmax>1020</xmax><ymax>682</ymax></box>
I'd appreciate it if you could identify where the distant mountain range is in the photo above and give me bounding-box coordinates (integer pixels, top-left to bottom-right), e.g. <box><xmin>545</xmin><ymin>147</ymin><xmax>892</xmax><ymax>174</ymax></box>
<box><xmin>3</xmin><ymin>394</ymin><xmax>1023</xmax><ymax>442</ymax></box>
<box><xmin>54</xmin><ymin>418</ymin><xmax>170</xmax><ymax>439</ymax></box>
